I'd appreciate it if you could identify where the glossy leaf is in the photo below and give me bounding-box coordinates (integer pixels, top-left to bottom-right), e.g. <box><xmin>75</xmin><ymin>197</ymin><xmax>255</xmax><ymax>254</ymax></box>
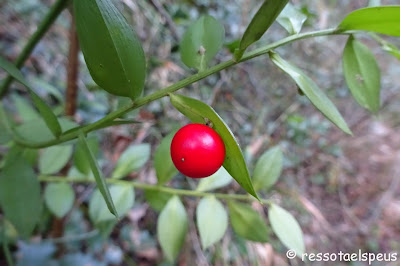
<box><xmin>78</xmin><ymin>132</ymin><xmax>118</xmax><ymax>218</ymax></box>
<box><xmin>269</xmin><ymin>52</ymin><xmax>352</xmax><ymax>135</ymax></box>
<box><xmin>157</xmin><ymin>196</ymin><xmax>188</xmax><ymax>262</ymax></box>
<box><xmin>112</xmin><ymin>144</ymin><xmax>150</xmax><ymax>179</ymax></box>
<box><xmin>269</xmin><ymin>204</ymin><xmax>305</xmax><ymax>256</ymax></box>
<box><xmin>44</xmin><ymin>183</ymin><xmax>75</xmax><ymax>218</ymax></box>
<box><xmin>196</xmin><ymin>196</ymin><xmax>228</xmax><ymax>249</ymax></box>
<box><xmin>342</xmin><ymin>36</ymin><xmax>380</xmax><ymax>112</ymax></box>
<box><xmin>228</xmin><ymin>201</ymin><xmax>269</xmax><ymax>242</ymax></box>
<box><xmin>196</xmin><ymin>166</ymin><xmax>232</xmax><ymax>192</ymax></box>
<box><xmin>154</xmin><ymin>132</ymin><xmax>178</xmax><ymax>185</ymax></box>
<box><xmin>0</xmin><ymin>157</ymin><xmax>42</xmax><ymax>238</ymax></box>
<box><xmin>74</xmin><ymin>0</ymin><xmax>146</xmax><ymax>99</ymax></box>
<box><xmin>12</xmin><ymin>94</ymin><xmax>40</xmax><ymax>122</ymax></box>
<box><xmin>277</xmin><ymin>3</ymin><xmax>307</xmax><ymax>35</ymax></box>
<box><xmin>180</xmin><ymin>15</ymin><xmax>225</xmax><ymax>71</ymax></box>
<box><xmin>144</xmin><ymin>190</ymin><xmax>172</xmax><ymax>212</ymax></box>
<box><xmin>338</xmin><ymin>6</ymin><xmax>400</xmax><ymax>36</ymax></box>
<box><xmin>253</xmin><ymin>146</ymin><xmax>283</xmax><ymax>191</ymax></box>
<box><xmin>89</xmin><ymin>184</ymin><xmax>134</xmax><ymax>223</ymax></box>
<box><xmin>74</xmin><ymin>137</ymin><xmax>99</xmax><ymax>175</ymax></box>
<box><xmin>169</xmin><ymin>94</ymin><xmax>259</xmax><ymax>199</ymax></box>
<box><xmin>235</xmin><ymin>0</ymin><xmax>289</xmax><ymax>60</ymax></box>
<box><xmin>0</xmin><ymin>56</ymin><xmax>61</xmax><ymax>137</ymax></box>
<box><xmin>39</xmin><ymin>145</ymin><xmax>73</xmax><ymax>175</ymax></box>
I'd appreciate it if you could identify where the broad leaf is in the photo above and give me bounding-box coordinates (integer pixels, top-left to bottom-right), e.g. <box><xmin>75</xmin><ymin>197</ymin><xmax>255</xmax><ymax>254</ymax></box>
<box><xmin>12</xmin><ymin>94</ymin><xmax>41</xmax><ymax>122</ymax></box>
<box><xmin>235</xmin><ymin>0</ymin><xmax>289</xmax><ymax>60</ymax></box>
<box><xmin>343</xmin><ymin>36</ymin><xmax>380</xmax><ymax>112</ymax></box>
<box><xmin>196</xmin><ymin>166</ymin><xmax>232</xmax><ymax>192</ymax></box>
<box><xmin>112</xmin><ymin>144</ymin><xmax>150</xmax><ymax>179</ymax></box>
<box><xmin>196</xmin><ymin>196</ymin><xmax>228</xmax><ymax>249</ymax></box>
<box><xmin>39</xmin><ymin>145</ymin><xmax>73</xmax><ymax>175</ymax></box>
<box><xmin>269</xmin><ymin>204</ymin><xmax>305</xmax><ymax>256</ymax></box>
<box><xmin>154</xmin><ymin>132</ymin><xmax>178</xmax><ymax>185</ymax></box>
<box><xmin>0</xmin><ymin>157</ymin><xmax>42</xmax><ymax>238</ymax></box>
<box><xmin>338</xmin><ymin>6</ymin><xmax>400</xmax><ymax>36</ymax></box>
<box><xmin>277</xmin><ymin>3</ymin><xmax>307</xmax><ymax>35</ymax></box>
<box><xmin>169</xmin><ymin>94</ymin><xmax>259</xmax><ymax>199</ymax></box>
<box><xmin>74</xmin><ymin>137</ymin><xmax>99</xmax><ymax>175</ymax></box>
<box><xmin>157</xmin><ymin>196</ymin><xmax>188</xmax><ymax>263</ymax></box>
<box><xmin>74</xmin><ymin>0</ymin><xmax>146</xmax><ymax>99</ymax></box>
<box><xmin>269</xmin><ymin>51</ymin><xmax>352</xmax><ymax>135</ymax></box>
<box><xmin>144</xmin><ymin>190</ymin><xmax>172</xmax><ymax>212</ymax></box>
<box><xmin>228</xmin><ymin>201</ymin><xmax>269</xmax><ymax>242</ymax></box>
<box><xmin>44</xmin><ymin>183</ymin><xmax>75</xmax><ymax>218</ymax></box>
<box><xmin>180</xmin><ymin>15</ymin><xmax>225</xmax><ymax>71</ymax></box>
<box><xmin>253</xmin><ymin>146</ymin><xmax>283</xmax><ymax>191</ymax></box>
<box><xmin>78</xmin><ymin>132</ymin><xmax>118</xmax><ymax>218</ymax></box>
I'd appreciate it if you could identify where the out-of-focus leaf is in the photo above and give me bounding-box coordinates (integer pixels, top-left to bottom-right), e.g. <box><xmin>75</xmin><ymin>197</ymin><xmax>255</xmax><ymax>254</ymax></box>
<box><xmin>382</xmin><ymin>42</ymin><xmax>400</xmax><ymax>60</ymax></box>
<box><xmin>253</xmin><ymin>146</ymin><xmax>283</xmax><ymax>191</ymax></box>
<box><xmin>16</xmin><ymin>242</ymin><xmax>56</xmax><ymax>266</ymax></box>
<box><xmin>59</xmin><ymin>253</ymin><xmax>106</xmax><ymax>266</ymax></box>
<box><xmin>144</xmin><ymin>190</ymin><xmax>172</xmax><ymax>212</ymax></box>
<box><xmin>368</xmin><ymin>0</ymin><xmax>381</xmax><ymax>7</ymax></box>
<box><xmin>196</xmin><ymin>166</ymin><xmax>232</xmax><ymax>192</ymax></box>
<box><xmin>74</xmin><ymin>137</ymin><xmax>99</xmax><ymax>175</ymax></box>
<box><xmin>12</xmin><ymin>94</ymin><xmax>40</xmax><ymax>122</ymax></box>
<box><xmin>44</xmin><ymin>183</ymin><xmax>75</xmax><ymax>218</ymax></box>
<box><xmin>39</xmin><ymin>145</ymin><xmax>73</xmax><ymax>175</ymax></box>
<box><xmin>0</xmin><ymin>103</ymin><xmax>12</xmax><ymax>144</ymax></box>
<box><xmin>112</xmin><ymin>144</ymin><xmax>150</xmax><ymax>178</ymax></box>
<box><xmin>155</xmin><ymin>132</ymin><xmax>178</xmax><ymax>185</ymax></box>
<box><xmin>277</xmin><ymin>3</ymin><xmax>307</xmax><ymax>35</ymax></box>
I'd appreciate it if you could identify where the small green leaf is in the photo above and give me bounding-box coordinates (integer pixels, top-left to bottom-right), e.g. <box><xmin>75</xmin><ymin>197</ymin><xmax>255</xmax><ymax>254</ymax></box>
<box><xmin>0</xmin><ymin>157</ymin><xmax>42</xmax><ymax>238</ymax></box>
<box><xmin>269</xmin><ymin>51</ymin><xmax>352</xmax><ymax>135</ymax></box>
<box><xmin>269</xmin><ymin>204</ymin><xmax>305</xmax><ymax>256</ymax></box>
<box><xmin>338</xmin><ymin>6</ymin><xmax>400</xmax><ymax>36</ymax></box>
<box><xmin>228</xmin><ymin>201</ymin><xmax>269</xmax><ymax>242</ymax></box>
<box><xmin>180</xmin><ymin>15</ymin><xmax>225</xmax><ymax>71</ymax></box>
<box><xmin>253</xmin><ymin>146</ymin><xmax>283</xmax><ymax>191</ymax></box>
<box><xmin>78</xmin><ymin>132</ymin><xmax>118</xmax><ymax>218</ymax></box>
<box><xmin>277</xmin><ymin>3</ymin><xmax>307</xmax><ymax>35</ymax></box>
<box><xmin>342</xmin><ymin>36</ymin><xmax>380</xmax><ymax>112</ymax></box>
<box><xmin>74</xmin><ymin>137</ymin><xmax>99</xmax><ymax>175</ymax></box>
<box><xmin>0</xmin><ymin>56</ymin><xmax>62</xmax><ymax>137</ymax></box>
<box><xmin>112</xmin><ymin>144</ymin><xmax>150</xmax><ymax>179</ymax></box>
<box><xmin>39</xmin><ymin>145</ymin><xmax>73</xmax><ymax>175</ymax></box>
<box><xmin>196</xmin><ymin>166</ymin><xmax>232</xmax><ymax>192</ymax></box>
<box><xmin>235</xmin><ymin>0</ymin><xmax>289</xmax><ymax>60</ymax></box>
<box><xmin>12</xmin><ymin>94</ymin><xmax>41</xmax><ymax>122</ymax></box>
<box><xmin>89</xmin><ymin>184</ymin><xmax>134</xmax><ymax>224</ymax></box>
<box><xmin>157</xmin><ymin>196</ymin><xmax>188</xmax><ymax>263</ymax></box>
<box><xmin>44</xmin><ymin>183</ymin><xmax>75</xmax><ymax>218</ymax></box>
<box><xmin>155</xmin><ymin>132</ymin><xmax>178</xmax><ymax>185</ymax></box>
<box><xmin>74</xmin><ymin>0</ymin><xmax>146</xmax><ymax>99</ymax></box>
<box><xmin>196</xmin><ymin>196</ymin><xmax>228</xmax><ymax>249</ymax></box>
<box><xmin>144</xmin><ymin>190</ymin><xmax>172</xmax><ymax>212</ymax></box>
<box><xmin>382</xmin><ymin>42</ymin><xmax>400</xmax><ymax>60</ymax></box>
<box><xmin>169</xmin><ymin>94</ymin><xmax>259</xmax><ymax>199</ymax></box>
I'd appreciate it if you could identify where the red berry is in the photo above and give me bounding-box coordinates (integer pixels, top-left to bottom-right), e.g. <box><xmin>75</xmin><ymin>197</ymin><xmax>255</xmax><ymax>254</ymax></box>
<box><xmin>170</xmin><ymin>123</ymin><xmax>226</xmax><ymax>178</ymax></box>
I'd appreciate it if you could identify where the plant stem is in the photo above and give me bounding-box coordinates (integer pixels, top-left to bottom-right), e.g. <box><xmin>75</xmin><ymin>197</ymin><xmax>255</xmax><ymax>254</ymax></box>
<box><xmin>38</xmin><ymin>176</ymin><xmax>271</xmax><ymax>204</ymax></box>
<box><xmin>0</xmin><ymin>0</ymin><xmax>70</xmax><ymax>98</ymax></box>
<box><xmin>14</xmin><ymin>28</ymin><xmax>346</xmax><ymax>149</ymax></box>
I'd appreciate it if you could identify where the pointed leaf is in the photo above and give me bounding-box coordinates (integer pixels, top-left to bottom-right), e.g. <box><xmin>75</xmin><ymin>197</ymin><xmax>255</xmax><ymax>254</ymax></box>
<box><xmin>197</xmin><ymin>196</ymin><xmax>228</xmax><ymax>249</ymax></box>
<box><xmin>44</xmin><ymin>183</ymin><xmax>75</xmax><ymax>218</ymax></box>
<box><xmin>269</xmin><ymin>51</ymin><xmax>352</xmax><ymax>135</ymax></box>
<box><xmin>180</xmin><ymin>15</ymin><xmax>225</xmax><ymax>71</ymax></box>
<box><xmin>269</xmin><ymin>204</ymin><xmax>305</xmax><ymax>256</ymax></box>
<box><xmin>169</xmin><ymin>94</ymin><xmax>259</xmax><ymax>199</ymax></box>
<box><xmin>253</xmin><ymin>146</ymin><xmax>283</xmax><ymax>191</ymax></box>
<box><xmin>74</xmin><ymin>137</ymin><xmax>99</xmax><ymax>175</ymax></box>
<box><xmin>343</xmin><ymin>36</ymin><xmax>380</xmax><ymax>112</ymax></box>
<box><xmin>74</xmin><ymin>0</ymin><xmax>146</xmax><ymax>99</ymax></box>
<box><xmin>277</xmin><ymin>3</ymin><xmax>307</xmax><ymax>35</ymax></box>
<box><xmin>157</xmin><ymin>196</ymin><xmax>188</xmax><ymax>262</ymax></box>
<box><xmin>196</xmin><ymin>166</ymin><xmax>232</xmax><ymax>192</ymax></box>
<box><xmin>39</xmin><ymin>145</ymin><xmax>73</xmax><ymax>175</ymax></box>
<box><xmin>155</xmin><ymin>132</ymin><xmax>178</xmax><ymax>185</ymax></box>
<box><xmin>338</xmin><ymin>6</ymin><xmax>400</xmax><ymax>36</ymax></box>
<box><xmin>112</xmin><ymin>144</ymin><xmax>150</xmax><ymax>179</ymax></box>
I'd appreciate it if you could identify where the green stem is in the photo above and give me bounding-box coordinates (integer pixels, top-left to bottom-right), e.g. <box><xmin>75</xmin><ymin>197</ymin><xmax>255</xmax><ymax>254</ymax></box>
<box><xmin>38</xmin><ymin>176</ymin><xmax>270</xmax><ymax>204</ymax></box>
<box><xmin>14</xmin><ymin>28</ymin><xmax>345</xmax><ymax>149</ymax></box>
<box><xmin>0</xmin><ymin>0</ymin><xmax>70</xmax><ymax>97</ymax></box>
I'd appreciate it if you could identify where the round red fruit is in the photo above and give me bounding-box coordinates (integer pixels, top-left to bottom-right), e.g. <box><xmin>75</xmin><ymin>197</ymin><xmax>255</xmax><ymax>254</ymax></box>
<box><xmin>170</xmin><ymin>123</ymin><xmax>225</xmax><ymax>178</ymax></box>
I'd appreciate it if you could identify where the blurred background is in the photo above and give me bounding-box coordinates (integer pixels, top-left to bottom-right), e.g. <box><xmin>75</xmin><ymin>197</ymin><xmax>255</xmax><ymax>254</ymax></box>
<box><xmin>0</xmin><ymin>0</ymin><xmax>399</xmax><ymax>265</ymax></box>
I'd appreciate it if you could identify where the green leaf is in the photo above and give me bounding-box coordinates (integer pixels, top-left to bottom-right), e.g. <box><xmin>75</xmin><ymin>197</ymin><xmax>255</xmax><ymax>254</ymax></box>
<box><xmin>169</xmin><ymin>94</ymin><xmax>259</xmax><ymax>199</ymax></box>
<box><xmin>235</xmin><ymin>0</ymin><xmax>289</xmax><ymax>60</ymax></box>
<box><xmin>180</xmin><ymin>15</ymin><xmax>225</xmax><ymax>71</ymax></box>
<box><xmin>12</xmin><ymin>94</ymin><xmax>41</xmax><ymax>122</ymax></box>
<box><xmin>228</xmin><ymin>201</ymin><xmax>269</xmax><ymax>242</ymax></box>
<box><xmin>342</xmin><ymin>36</ymin><xmax>380</xmax><ymax>112</ymax></box>
<box><xmin>0</xmin><ymin>103</ymin><xmax>12</xmax><ymax>144</ymax></box>
<box><xmin>0</xmin><ymin>56</ymin><xmax>62</xmax><ymax>137</ymax></box>
<box><xmin>269</xmin><ymin>204</ymin><xmax>305</xmax><ymax>256</ymax></box>
<box><xmin>78</xmin><ymin>132</ymin><xmax>118</xmax><ymax>218</ymax></box>
<box><xmin>269</xmin><ymin>51</ymin><xmax>352</xmax><ymax>135</ymax></box>
<box><xmin>382</xmin><ymin>42</ymin><xmax>400</xmax><ymax>60</ymax></box>
<box><xmin>277</xmin><ymin>3</ymin><xmax>307</xmax><ymax>35</ymax></box>
<box><xmin>196</xmin><ymin>166</ymin><xmax>232</xmax><ymax>192</ymax></box>
<box><xmin>144</xmin><ymin>190</ymin><xmax>172</xmax><ymax>212</ymax></box>
<box><xmin>44</xmin><ymin>183</ymin><xmax>75</xmax><ymax>218</ymax></box>
<box><xmin>338</xmin><ymin>6</ymin><xmax>400</xmax><ymax>36</ymax></box>
<box><xmin>74</xmin><ymin>0</ymin><xmax>146</xmax><ymax>99</ymax></box>
<box><xmin>74</xmin><ymin>137</ymin><xmax>99</xmax><ymax>175</ymax></box>
<box><xmin>196</xmin><ymin>196</ymin><xmax>228</xmax><ymax>249</ymax></box>
<box><xmin>157</xmin><ymin>196</ymin><xmax>188</xmax><ymax>263</ymax></box>
<box><xmin>39</xmin><ymin>145</ymin><xmax>73</xmax><ymax>175</ymax></box>
<box><xmin>0</xmin><ymin>157</ymin><xmax>42</xmax><ymax>238</ymax></box>
<box><xmin>112</xmin><ymin>144</ymin><xmax>150</xmax><ymax>179</ymax></box>
<box><xmin>155</xmin><ymin>132</ymin><xmax>178</xmax><ymax>185</ymax></box>
<box><xmin>253</xmin><ymin>146</ymin><xmax>283</xmax><ymax>191</ymax></box>
<box><xmin>89</xmin><ymin>184</ymin><xmax>134</xmax><ymax>224</ymax></box>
